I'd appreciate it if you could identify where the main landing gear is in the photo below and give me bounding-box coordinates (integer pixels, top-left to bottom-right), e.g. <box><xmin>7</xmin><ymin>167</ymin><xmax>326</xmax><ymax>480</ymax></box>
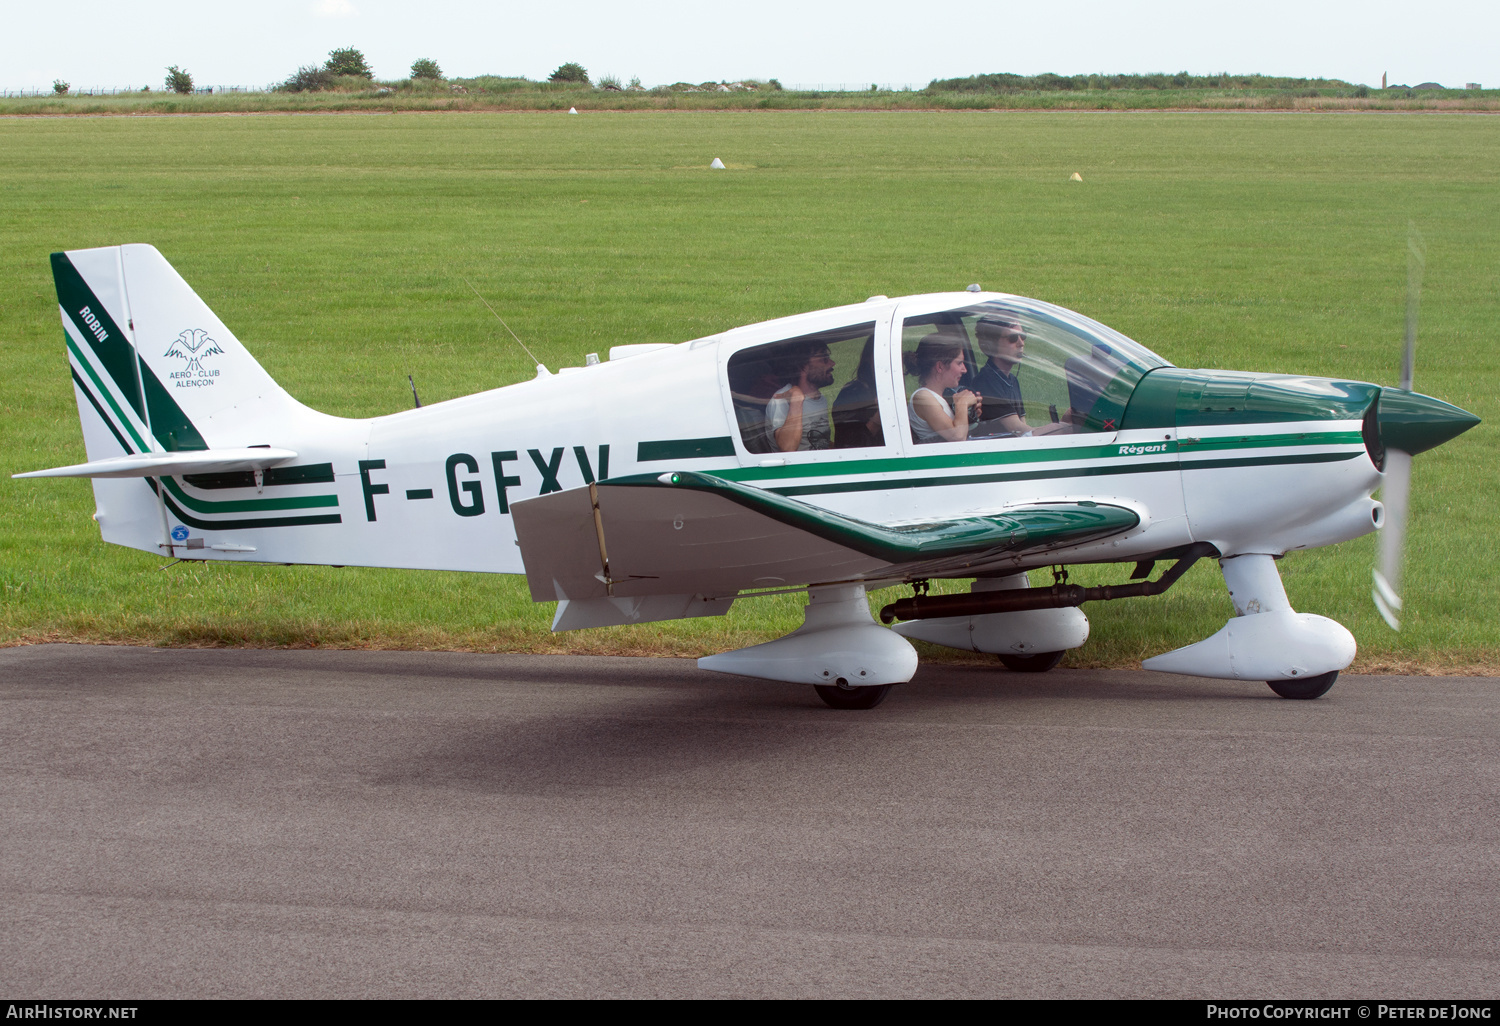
<box><xmin>697</xmin><ymin>583</ymin><xmax>919</xmax><ymax>710</ymax></box>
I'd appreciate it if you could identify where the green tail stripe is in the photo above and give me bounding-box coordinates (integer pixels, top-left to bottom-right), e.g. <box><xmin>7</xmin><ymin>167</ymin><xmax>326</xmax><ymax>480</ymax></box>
<box><xmin>52</xmin><ymin>250</ymin><xmax>207</xmax><ymax>452</ymax></box>
<box><xmin>52</xmin><ymin>252</ymin><xmax>144</xmax><ymax>421</ymax></box>
<box><xmin>71</xmin><ymin>367</ymin><xmax>135</xmax><ymax>457</ymax></box>
<box><xmin>140</xmin><ymin>359</ymin><xmax>208</xmax><ymax>452</ymax></box>
<box><xmin>67</xmin><ymin>337</ymin><xmax>151</xmax><ymax>453</ymax></box>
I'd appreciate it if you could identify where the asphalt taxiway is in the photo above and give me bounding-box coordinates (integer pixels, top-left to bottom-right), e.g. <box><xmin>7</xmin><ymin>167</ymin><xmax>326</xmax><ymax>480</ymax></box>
<box><xmin>1</xmin><ymin>644</ymin><xmax>1495</xmax><ymax>998</ymax></box>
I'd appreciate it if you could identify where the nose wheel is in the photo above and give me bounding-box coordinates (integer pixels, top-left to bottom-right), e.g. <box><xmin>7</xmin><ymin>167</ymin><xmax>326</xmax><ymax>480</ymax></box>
<box><xmin>1266</xmin><ymin>670</ymin><xmax>1338</xmax><ymax>700</ymax></box>
<box><xmin>814</xmin><ymin>683</ymin><xmax>893</xmax><ymax>709</ymax></box>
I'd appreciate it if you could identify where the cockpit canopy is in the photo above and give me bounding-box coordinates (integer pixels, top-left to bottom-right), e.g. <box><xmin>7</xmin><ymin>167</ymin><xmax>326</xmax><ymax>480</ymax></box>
<box><xmin>725</xmin><ymin>295</ymin><xmax>1171</xmax><ymax>453</ymax></box>
<box><xmin>902</xmin><ymin>299</ymin><xmax>1171</xmax><ymax>437</ymax></box>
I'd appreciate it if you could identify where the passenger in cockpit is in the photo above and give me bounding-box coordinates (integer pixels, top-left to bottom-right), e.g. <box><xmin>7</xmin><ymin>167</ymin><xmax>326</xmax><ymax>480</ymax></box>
<box><xmin>832</xmin><ymin>338</ymin><xmax>884</xmax><ymax>449</ymax></box>
<box><xmin>766</xmin><ymin>341</ymin><xmax>836</xmax><ymax>451</ymax></box>
<box><xmin>906</xmin><ymin>331</ymin><xmax>980</xmax><ymax>443</ymax></box>
<box><xmin>971</xmin><ymin>316</ymin><xmax>1068</xmax><ymax>438</ymax></box>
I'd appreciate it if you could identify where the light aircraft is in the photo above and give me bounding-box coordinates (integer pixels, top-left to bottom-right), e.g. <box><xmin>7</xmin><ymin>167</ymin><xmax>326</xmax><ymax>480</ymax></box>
<box><xmin>18</xmin><ymin>244</ymin><xmax>1478</xmax><ymax>708</ymax></box>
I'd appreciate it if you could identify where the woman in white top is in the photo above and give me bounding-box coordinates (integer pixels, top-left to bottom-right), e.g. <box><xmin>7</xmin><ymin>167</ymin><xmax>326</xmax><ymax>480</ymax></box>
<box><xmin>905</xmin><ymin>332</ymin><xmax>980</xmax><ymax>443</ymax></box>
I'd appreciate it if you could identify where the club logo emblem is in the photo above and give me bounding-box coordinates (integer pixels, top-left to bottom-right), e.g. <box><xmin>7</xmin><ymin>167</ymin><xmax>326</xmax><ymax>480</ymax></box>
<box><xmin>164</xmin><ymin>328</ymin><xmax>225</xmax><ymax>388</ymax></box>
<box><xmin>171</xmin><ymin>525</ymin><xmax>190</xmax><ymax>542</ymax></box>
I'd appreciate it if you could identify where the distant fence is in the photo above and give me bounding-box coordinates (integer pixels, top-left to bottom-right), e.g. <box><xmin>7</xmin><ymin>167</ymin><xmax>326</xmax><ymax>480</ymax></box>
<box><xmin>2</xmin><ymin>86</ymin><xmax>268</xmax><ymax>97</ymax></box>
<box><xmin>5</xmin><ymin>83</ymin><xmax>925</xmax><ymax>97</ymax></box>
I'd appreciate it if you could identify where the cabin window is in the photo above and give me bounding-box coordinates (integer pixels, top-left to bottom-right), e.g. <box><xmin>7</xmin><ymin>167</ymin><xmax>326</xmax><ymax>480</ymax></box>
<box><xmin>900</xmin><ymin>302</ymin><xmax>1146</xmax><ymax>444</ymax></box>
<box><xmin>727</xmin><ymin>322</ymin><xmax>884</xmax><ymax>454</ymax></box>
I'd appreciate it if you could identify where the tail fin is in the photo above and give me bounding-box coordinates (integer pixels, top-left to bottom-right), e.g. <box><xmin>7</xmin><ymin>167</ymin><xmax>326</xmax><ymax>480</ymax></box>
<box><xmin>49</xmin><ymin>245</ymin><xmax>339</xmax><ymax>557</ymax></box>
<box><xmin>53</xmin><ymin>244</ymin><xmax>302</xmax><ymax>458</ymax></box>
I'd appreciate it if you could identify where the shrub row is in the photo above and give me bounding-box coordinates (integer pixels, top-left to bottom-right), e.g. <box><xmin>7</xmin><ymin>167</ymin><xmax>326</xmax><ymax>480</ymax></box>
<box><xmin>926</xmin><ymin>71</ymin><xmax>1364</xmax><ymax>93</ymax></box>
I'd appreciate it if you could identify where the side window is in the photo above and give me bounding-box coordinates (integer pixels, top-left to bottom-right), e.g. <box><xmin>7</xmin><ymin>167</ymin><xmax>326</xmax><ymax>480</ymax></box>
<box><xmin>899</xmin><ymin>316</ymin><xmax>981</xmax><ymax>444</ymax></box>
<box><xmin>727</xmin><ymin>323</ymin><xmax>885</xmax><ymax>454</ymax></box>
<box><xmin>901</xmin><ymin>306</ymin><xmax>1124</xmax><ymax>443</ymax></box>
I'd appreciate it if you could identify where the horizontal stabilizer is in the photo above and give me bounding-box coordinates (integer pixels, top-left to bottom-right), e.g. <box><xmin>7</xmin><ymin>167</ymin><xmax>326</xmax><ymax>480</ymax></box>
<box><xmin>13</xmin><ymin>447</ymin><xmax>297</xmax><ymax>480</ymax></box>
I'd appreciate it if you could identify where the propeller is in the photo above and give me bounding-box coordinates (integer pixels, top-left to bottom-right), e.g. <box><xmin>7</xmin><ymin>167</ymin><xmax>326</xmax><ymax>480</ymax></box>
<box><xmin>1372</xmin><ymin>224</ymin><xmax>1424</xmax><ymax>630</ymax></box>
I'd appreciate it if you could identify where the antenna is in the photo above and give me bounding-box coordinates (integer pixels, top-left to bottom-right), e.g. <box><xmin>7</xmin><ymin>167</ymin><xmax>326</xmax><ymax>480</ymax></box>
<box><xmin>463</xmin><ymin>279</ymin><xmax>545</xmax><ymax>370</ymax></box>
<box><xmin>408</xmin><ymin>374</ymin><xmax>422</xmax><ymax>408</ymax></box>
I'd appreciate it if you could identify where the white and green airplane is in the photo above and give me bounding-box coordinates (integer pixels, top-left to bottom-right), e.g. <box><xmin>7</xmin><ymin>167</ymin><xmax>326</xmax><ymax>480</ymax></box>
<box><xmin>17</xmin><ymin>244</ymin><xmax>1479</xmax><ymax>708</ymax></box>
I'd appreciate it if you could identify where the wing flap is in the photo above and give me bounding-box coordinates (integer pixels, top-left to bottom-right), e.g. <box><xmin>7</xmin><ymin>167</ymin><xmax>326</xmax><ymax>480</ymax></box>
<box><xmin>13</xmin><ymin>447</ymin><xmax>298</xmax><ymax>479</ymax></box>
<box><xmin>512</xmin><ymin>482</ymin><xmax>885</xmax><ymax>602</ymax></box>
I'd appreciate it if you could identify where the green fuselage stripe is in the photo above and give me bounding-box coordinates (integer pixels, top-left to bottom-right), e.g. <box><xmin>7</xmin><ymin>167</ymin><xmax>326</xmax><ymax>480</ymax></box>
<box><xmin>757</xmin><ymin>451</ymin><xmax>1361</xmax><ymax>498</ymax></box>
<box><xmin>1179</xmin><ymin>431</ymin><xmax>1362</xmax><ymax>453</ymax></box>
<box><xmin>159</xmin><ymin>489</ymin><xmax>343</xmax><ymax>530</ymax></box>
<box><xmin>162</xmin><ymin>475</ymin><xmax>340</xmax><ymax>514</ymax></box>
<box><xmin>638</xmin><ymin>436</ymin><xmax>737</xmax><ymax>461</ymax></box>
<box><xmin>716</xmin><ymin>429</ymin><xmax>1362</xmax><ymax>484</ymax></box>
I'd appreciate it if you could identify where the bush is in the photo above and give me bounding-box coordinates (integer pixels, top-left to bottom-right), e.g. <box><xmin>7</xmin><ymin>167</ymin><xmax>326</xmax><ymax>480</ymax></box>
<box><xmin>411</xmin><ymin>58</ymin><xmax>442</xmax><ymax>80</ymax></box>
<box><xmin>549</xmin><ymin>62</ymin><xmax>589</xmax><ymax>84</ymax></box>
<box><xmin>165</xmin><ymin>66</ymin><xmax>193</xmax><ymax>94</ymax></box>
<box><xmin>325</xmin><ymin>47</ymin><xmax>372</xmax><ymax>78</ymax></box>
<box><xmin>925</xmin><ymin>71</ymin><xmax>1361</xmax><ymax>94</ymax></box>
<box><xmin>52</xmin><ymin>79</ymin><xmax>69</xmax><ymax>95</ymax></box>
<box><xmin>459</xmin><ymin>76</ymin><xmax>534</xmax><ymax>94</ymax></box>
<box><xmin>280</xmin><ymin>65</ymin><xmax>333</xmax><ymax>92</ymax></box>
<box><xmin>596</xmin><ymin>74</ymin><xmax>622</xmax><ymax>90</ymax></box>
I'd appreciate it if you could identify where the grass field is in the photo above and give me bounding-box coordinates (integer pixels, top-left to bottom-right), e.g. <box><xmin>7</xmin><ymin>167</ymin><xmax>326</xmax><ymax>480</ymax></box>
<box><xmin>1</xmin><ymin>111</ymin><xmax>1495</xmax><ymax>669</ymax></box>
<box><xmin>5</xmin><ymin>85</ymin><xmax>1498</xmax><ymax>116</ymax></box>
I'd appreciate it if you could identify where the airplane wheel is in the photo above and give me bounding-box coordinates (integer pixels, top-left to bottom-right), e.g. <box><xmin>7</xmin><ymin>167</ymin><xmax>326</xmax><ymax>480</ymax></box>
<box><xmin>814</xmin><ymin>683</ymin><xmax>893</xmax><ymax>709</ymax></box>
<box><xmin>998</xmin><ymin>651</ymin><xmax>1066</xmax><ymax>673</ymax></box>
<box><xmin>1266</xmin><ymin>671</ymin><xmax>1338</xmax><ymax>700</ymax></box>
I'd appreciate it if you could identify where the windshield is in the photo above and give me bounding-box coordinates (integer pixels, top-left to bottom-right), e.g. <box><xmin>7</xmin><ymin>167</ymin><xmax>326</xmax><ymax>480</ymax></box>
<box><xmin>901</xmin><ymin>298</ymin><xmax>1170</xmax><ymax>439</ymax></box>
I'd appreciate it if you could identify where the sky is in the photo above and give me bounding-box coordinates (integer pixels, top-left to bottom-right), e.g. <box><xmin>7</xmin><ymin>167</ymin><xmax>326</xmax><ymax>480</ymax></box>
<box><xmin>5</xmin><ymin>0</ymin><xmax>1495</xmax><ymax>93</ymax></box>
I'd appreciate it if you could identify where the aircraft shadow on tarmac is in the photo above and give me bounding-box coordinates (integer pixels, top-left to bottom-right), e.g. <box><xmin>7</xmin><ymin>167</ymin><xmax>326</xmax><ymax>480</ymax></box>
<box><xmin>358</xmin><ymin>662</ymin><xmax>1279</xmax><ymax>796</ymax></box>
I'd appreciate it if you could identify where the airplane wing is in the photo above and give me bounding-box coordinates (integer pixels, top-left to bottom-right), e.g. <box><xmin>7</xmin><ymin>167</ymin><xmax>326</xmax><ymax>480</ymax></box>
<box><xmin>13</xmin><ymin>447</ymin><xmax>298</xmax><ymax>479</ymax></box>
<box><xmin>512</xmin><ymin>470</ymin><xmax>1139</xmax><ymax>605</ymax></box>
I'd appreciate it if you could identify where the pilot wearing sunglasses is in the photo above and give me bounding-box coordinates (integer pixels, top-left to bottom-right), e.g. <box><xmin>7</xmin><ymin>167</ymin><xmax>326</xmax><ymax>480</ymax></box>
<box><xmin>971</xmin><ymin>316</ymin><xmax>1068</xmax><ymax>438</ymax></box>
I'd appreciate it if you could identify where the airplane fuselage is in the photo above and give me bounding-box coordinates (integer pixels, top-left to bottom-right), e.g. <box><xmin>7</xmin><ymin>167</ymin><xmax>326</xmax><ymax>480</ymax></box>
<box><xmin>89</xmin><ymin>294</ymin><xmax>1390</xmax><ymax>582</ymax></box>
